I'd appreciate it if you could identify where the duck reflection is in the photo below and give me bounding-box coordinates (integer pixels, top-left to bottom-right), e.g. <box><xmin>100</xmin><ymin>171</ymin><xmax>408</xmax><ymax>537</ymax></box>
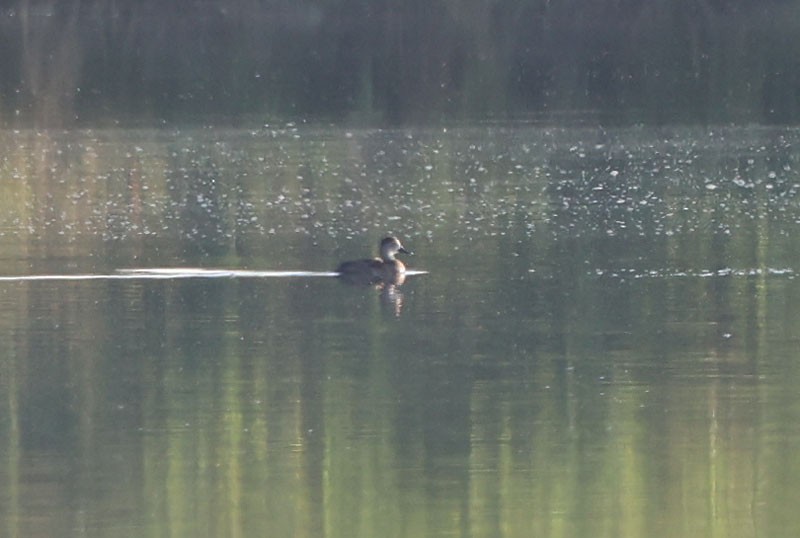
<box><xmin>379</xmin><ymin>283</ymin><xmax>404</xmax><ymax>317</ymax></box>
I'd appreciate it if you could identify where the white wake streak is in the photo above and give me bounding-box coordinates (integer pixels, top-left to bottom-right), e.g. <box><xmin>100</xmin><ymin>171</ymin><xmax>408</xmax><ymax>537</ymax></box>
<box><xmin>0</xmin><ymin>268</ymin><xmax>428</xmax><ymax>282</ymax></box>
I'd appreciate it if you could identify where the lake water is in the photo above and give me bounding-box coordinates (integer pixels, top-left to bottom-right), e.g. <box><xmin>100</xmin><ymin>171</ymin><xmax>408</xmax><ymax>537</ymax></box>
<box><xmin>0</xmin><ymin>124</ymin><xmax>799</xmax><ymax>538</ymax></box>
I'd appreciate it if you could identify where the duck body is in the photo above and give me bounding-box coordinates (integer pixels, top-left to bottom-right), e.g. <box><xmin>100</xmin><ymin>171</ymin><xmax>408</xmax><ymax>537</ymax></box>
<box><xmin>336</xmin><ymin>237</ymin><xmax>409</xmax><ymax>285</ymax></box>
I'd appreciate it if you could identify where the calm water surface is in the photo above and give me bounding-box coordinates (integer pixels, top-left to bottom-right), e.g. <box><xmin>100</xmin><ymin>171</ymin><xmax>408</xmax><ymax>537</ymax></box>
<box><xmin>1</xmin><ymin>125</ymin><xmax>799</xmax><ymax>538</ymax></box>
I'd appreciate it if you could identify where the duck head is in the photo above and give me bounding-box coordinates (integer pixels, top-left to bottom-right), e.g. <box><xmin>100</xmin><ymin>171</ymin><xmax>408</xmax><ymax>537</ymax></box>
<box><xmin>379</xmin><ymin>236</ymin><xmax>410</xmax><ymax>262</ymax></box>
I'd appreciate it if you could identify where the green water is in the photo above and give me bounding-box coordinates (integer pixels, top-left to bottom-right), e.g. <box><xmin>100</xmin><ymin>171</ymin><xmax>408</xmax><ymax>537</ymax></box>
<box><xmin>0</xmin><ymin>125</ymin><xmax>799</xmax><ymax>537</ymax></box>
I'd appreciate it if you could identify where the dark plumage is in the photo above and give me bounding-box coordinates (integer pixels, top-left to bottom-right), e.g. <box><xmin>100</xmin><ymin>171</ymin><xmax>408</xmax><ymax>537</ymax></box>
<box><xmin>336</xmin><ymin>236</ymin><xmax>410</xmax><ymax>285</ymax></box>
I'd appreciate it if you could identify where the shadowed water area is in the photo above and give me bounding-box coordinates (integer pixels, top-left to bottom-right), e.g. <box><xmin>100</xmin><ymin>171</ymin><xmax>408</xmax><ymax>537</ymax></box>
<box><xmin>1</xmin><ymin>125</ymin><xmax>800</xmax><ymax>537</ymax></box>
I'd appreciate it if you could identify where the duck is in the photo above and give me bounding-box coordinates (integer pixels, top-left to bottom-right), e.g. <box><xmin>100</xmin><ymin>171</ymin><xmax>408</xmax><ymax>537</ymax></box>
<box><xmin>336</xmin><ymin>236</ymin><xmax>410</xmax><ymax>285</ymax></box>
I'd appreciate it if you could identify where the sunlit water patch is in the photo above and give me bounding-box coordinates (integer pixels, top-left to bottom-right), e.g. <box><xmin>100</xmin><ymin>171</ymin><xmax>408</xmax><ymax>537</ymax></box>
<box><xmin>590</xmin><ymin>267</ymin><xmax>796</xmax><ymax>279</ymax></box>
<box><xmin>1</xmin><ymin>125</ymin><xmax>798</xmax><ymax>251</ymax></box>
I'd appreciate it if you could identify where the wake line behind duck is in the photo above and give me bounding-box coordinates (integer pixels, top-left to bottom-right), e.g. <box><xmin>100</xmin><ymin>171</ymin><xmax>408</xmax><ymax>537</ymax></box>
<box><xmin>0</xmin><ymin>237</ymin><xmax>427</xmax><ymax>282</ymax></box>
<box><xmin>0</xmin><ymin>269</ymin><xmax>340</xmax><ymax>281</ymax></box>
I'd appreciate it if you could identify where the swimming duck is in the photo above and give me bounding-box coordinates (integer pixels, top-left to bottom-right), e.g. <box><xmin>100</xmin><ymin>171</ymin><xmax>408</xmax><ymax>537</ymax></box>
<box><xmin>336</xmin><ymin>236</ymin><xmax>410</xmax><ymax>285</ymax></box>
